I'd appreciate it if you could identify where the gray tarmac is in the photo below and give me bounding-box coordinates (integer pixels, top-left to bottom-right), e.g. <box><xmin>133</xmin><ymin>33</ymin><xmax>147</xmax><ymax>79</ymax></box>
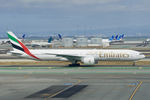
<box><xmin>0</xmin><ymin>67</ymin><xmax>150</xmax><ymax>100</ymax></box>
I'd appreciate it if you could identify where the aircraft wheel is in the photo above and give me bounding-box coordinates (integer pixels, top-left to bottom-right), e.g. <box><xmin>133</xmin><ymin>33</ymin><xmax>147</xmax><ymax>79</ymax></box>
<box><xmin>69</xmin><ymin>63</ymin><xmax>80</xmax><ymax>67</ymax></box>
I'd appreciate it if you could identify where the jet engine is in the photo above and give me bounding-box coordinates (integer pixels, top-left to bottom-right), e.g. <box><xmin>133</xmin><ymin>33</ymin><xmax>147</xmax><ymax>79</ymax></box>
<box><xmin>82</xmin><ymin>56</ymin><xmax>98</xmax><ymax>65</ymax></box>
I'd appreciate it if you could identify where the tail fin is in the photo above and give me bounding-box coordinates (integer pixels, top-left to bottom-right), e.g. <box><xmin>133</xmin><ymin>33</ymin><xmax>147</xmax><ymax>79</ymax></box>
<box><xmin>118</xmin><ymin>35</ymin><xmax>122</xmax><ymax>40</ymax></box>
<box><xmin>109</xmin><ymin>35</ymin><xmax>114</xmax><ymax>41</ymax></box>
<box><xmin>22</xmin><ymin>34</ymin><xmax>26</xmax><ymax>39</ymax></box>
<box><xmin>58</xmin><ymin>34</ymin><xmax>62</xmax><ymax>40</ymax></box>
<box><xmin>115</xmin><ymin>35</ymin><xmax>118</xmax><ymax>40</ymax></box>
<box><xmin>122</xmin><ymin>34</ymin><xmax>124</xmax><ymax>39</ymax></box>
<box><xmin>7</xmin><ymin>31</ymin><xmax>24</xmax><ymax>53</ymax></box>
<box><xmin>48</xmin><ymin>36</ymin><xmax>53</xmax><ymax>43</ymax></box>
<box><xmin>7</xmin><ymin>31</ymin><xmax>39</xmax><ymax>59</ymax></box>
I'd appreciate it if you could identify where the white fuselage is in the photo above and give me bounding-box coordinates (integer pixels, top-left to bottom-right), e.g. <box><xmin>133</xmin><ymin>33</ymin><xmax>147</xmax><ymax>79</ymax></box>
<box><xmin>15</xmin><ymin>49</ymin><xmax>145</xmax><ymax>62</ymax></box>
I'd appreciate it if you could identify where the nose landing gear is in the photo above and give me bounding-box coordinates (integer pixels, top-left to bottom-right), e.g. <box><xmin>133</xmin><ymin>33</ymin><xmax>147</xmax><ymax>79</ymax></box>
<box><xmin>69</xmin><ymin>60</ymin><xmax>80</xmax><ymax>67</ymax></box>
<box><xmin>132</xmin><ymin>61</ymin><xmax>136</xmax><ymax>66</ymax></box>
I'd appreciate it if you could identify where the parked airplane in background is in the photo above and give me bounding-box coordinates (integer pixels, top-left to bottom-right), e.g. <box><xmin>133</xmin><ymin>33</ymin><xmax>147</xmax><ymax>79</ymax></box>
<box><xmin>58</xmin><ymin>34</ymin><xmax>62</xmax><ymax>40</ymax></box>
<box><xmin>0</xmin><ymin>39</ymin><xmax>10</xmax><ymax>45</ymax></box>
<box><xmin>109</xmin><ymin>34</ymin><xmax>124</xmax><ymax>41</ymax></box>
<box><xmin>7</xmin><ymin>31</ymin><xmax>145</xmax><ymax>66</ymax></box>
<box><xmin>48</xmin><ymin>36</ymin><xmax>53</xmax><ymax>43</ymax></box>
<box><xmin>48</xmin><ymin>34</ymin><xmax>62</xmax><ymax>43</ymax></box>
<box><xmin>22</xmin><ymin>34</ymin><xmax>26</xmax><ymax>39</ymax></box>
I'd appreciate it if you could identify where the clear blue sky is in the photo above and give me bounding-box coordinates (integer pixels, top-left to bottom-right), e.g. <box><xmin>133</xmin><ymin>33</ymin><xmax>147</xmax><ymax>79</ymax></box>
<box><xmin>0</xmin><ymin>0</ymin><xmax>150</xmax><ymax>37</ymax></box>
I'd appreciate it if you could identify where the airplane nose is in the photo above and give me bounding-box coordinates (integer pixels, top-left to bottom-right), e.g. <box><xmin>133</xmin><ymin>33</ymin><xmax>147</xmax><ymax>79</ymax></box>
<box><xmin>141</xmin><ymin>54</ymin><xmax>145</xmax><ymax>59</ymax></box>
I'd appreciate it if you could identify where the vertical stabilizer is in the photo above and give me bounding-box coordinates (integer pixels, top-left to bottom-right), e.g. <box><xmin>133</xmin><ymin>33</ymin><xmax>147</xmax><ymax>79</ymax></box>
<box><xmin>7</xmin><ymin>31</ymin><xmax>39</xmax><ymax>59</ymax></box>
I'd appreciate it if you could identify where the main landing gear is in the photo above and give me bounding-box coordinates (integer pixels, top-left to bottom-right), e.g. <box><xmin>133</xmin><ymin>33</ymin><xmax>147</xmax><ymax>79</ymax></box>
<box><xmin>69</xmin><ymin>60</ymin><xmax>80</xmax><ymax>67</ymax></box>
<box><xmin>69</xmin><ymin>63</ymin><xmax>80</xmax><ymax>67</ymax></box>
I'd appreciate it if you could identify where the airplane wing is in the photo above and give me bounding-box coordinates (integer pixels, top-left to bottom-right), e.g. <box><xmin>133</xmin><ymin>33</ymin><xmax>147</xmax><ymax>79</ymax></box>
<box><xmin>45</xmin><ymin>53</ymin><xmax>82</xmax><ymax>61</ymax></box>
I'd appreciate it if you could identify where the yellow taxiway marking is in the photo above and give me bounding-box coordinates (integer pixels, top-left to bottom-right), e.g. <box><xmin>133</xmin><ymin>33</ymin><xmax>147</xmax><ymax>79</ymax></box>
<box><xmin>129</xmin><ymin>81</ymin><xmax>143</xmax><ymax>100</ymax></box>
<box><xmin>128</xmin><ymin>85</ymin><xmax>136</xmax><ymax>87</ymax></box>
<box><xmin>44</xmin><ymin>79</ymin><xmax>81</xmax><ymax>100</ymax></box>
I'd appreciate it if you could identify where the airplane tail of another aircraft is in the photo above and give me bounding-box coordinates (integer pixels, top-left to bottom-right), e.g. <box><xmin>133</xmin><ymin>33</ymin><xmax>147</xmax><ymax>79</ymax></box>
<box><xmin>109</xmin><ymin>35</ymin><xmax>114</xmax><ymax>41</ymax></box>
<box><xmin>58</xmin><ymin>34</ymin><xmax>62</xmax><ymax>40</ymax></box>
<box><xmin>48</xmin><ymin>36</ymin><xmax>53</xmax><ymax>43</ymax></box>
<box><xmin>110</xmin><ymin>34</ymin><xmax>125</xmax><ymax>41</ymax></box>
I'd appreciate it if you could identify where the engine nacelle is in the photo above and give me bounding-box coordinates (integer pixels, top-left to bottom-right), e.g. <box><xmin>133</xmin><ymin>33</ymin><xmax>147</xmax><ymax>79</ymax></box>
<box><xmin>82</xmin><ymin>57</ymin><xmax>98</xmax><ymax>65</ymax></box>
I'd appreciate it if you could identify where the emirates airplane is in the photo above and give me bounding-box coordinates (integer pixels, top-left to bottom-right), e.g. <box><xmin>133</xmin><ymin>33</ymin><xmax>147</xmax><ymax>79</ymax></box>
<box><xmin>7</xmin><ymin>31</ymin><xmax>145</xmax><ymax>66</ymax></box>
